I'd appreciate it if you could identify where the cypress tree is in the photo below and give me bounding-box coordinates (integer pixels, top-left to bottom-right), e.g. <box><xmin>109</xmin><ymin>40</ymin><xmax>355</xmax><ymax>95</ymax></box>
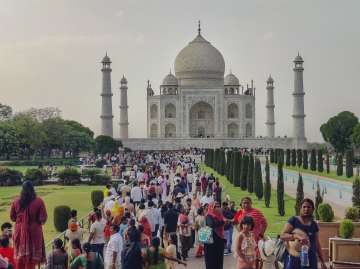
<box><xmin>315</xmin><ymin>182</ymin><xmax>323</xmax><ymax>220</ymax></box>
<box><xmin>277</xmin><ymin>162</ymin><xmax>285</xmax><ymax>216</ymax></box>
<box><xmin>353</xmin><ymin>177</ymin><xmax>360</xmax><ymax>207</ymax></box>
<box><xmin>310</xmin><ymin>149</ymin><xmax>317</xmax><ymax>171</ymax></box>
<box><xmin>247</xmin><ymin>154</ymin><xmax>255</xmax><ymax>193</ymax></box>
<box><xmin>209</xmin><ymin>149</ymin><xmax>214</xmax><ymax>169</ymax></box>
<box><xmin>278</xmin><ymin>149</ymin><xmax>284</xmax><ymax>165</ymax></box>
<box><xmin>233</xmin><ymin>151</ymin><xmax>241</xmax><ymax>187</ymax></box>
<box><xmin>337</xmin><ymin>154</ymin><xmax>343</xmax><ymax>176</ymax></box>
<box><xmin>291</xmin><ymin>149</ymin><xmax>297</xmax><ymax>166</ymax></box>
<box><xmin>229</xmin><ymin>151</ymin><xmax>237</xmax><ymax>184</ymax></box>
<box><xmin>254</xmin><ymin>158</ymin><xmax>263</xmax><ymax>200</ymax></box>
<box><xmin>297</xmin><ymin>149</ymin><xmax>302</xmax><ymax>167</ymax></box>
<box><xmin>326</xmin><ymin>153</ymin><xmax>330</xmax><ymax>174</ymax></box>
<box><xmin>294</xmin><ymin>173</ymin><xmax>304</xmax><ymax>215</ymax></box>
<box><xmin>264</xmin><ymin>157</ymin><xmax>271</xmax><ymax>208</ymax></box>
<box><xmin>346</xmin><ymin>150</ymin><xmax>354</xmax><ymax>178</ymax></box>
<box><xmin>225</xmin><ymin>150</ymin><xmax>232</xmax><ymax>181</ymax></box>
<box><xmin>220</xmin><ymin>150</ymin><xmax>226</xmax><ymax>175</ymax></box>
<box><xmin>214</xmin><ymin>149</ymin><xmax>220</xmax><ymax>172</ymax></box>
<box><xmin>286</xmin><ymin>149</ymin><xmax>291</xmax><ymax>166</ymax></box>
<box><xmin>240</xmin><ymin>154</ymin><xmax>249</xmax><ymax>190</ymax></box>
<box><xmin>274</xmin><ymin>149</ymin><xmax>278</xmax><ymax>164</ymax></box>
<box><xmin>270</xmin><ymin>149</ymin><xmax>274</xmax><ymax>163</ymax></box>
<box><xmin>303</xmin><ymin>150</ymin><xmax>308</xmax><ymax>169</ymax></box>
<box><xmin>317</xmin><ymin>149</ymin><xmax>324</xmax><ymax>173</ymax></box>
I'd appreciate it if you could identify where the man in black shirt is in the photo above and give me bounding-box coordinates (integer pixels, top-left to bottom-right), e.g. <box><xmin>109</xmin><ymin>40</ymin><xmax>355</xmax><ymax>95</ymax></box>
<box><xmin>164</xmin><ymin>203</ymin><xmax>181</xmax><ymax>259</ymax></box>
<box><xmin>223</xmin><ymin>201</ymin><xmax>236</xmax><ymax>255</ymax></box>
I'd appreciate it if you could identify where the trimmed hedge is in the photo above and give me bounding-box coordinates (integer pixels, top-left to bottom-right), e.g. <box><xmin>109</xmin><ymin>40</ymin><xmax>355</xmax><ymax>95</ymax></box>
<box><xmin>0</xmin><ymin>167</ymin><xmax>22</xmax><ymax>186</ymax></box>
<box><xmin>91</xmin><ymin>190</ymin><xmax>104</xmax><ymax>208</ymax></box>
<box><xmin>317</xmin><ymin>203</ymin><xmax>334</xmax><ymax>222</ymax></box>
<box><xmin>24</xmin><ymin>168</ymin><xmax>48</xmax><ymax>186</ymax></box>
<box><xmin>54</xmin><ymin>205</ymin><xmax>71</xmax><ymax>232</ymax></box>
<box><xmin>58</xmin><ymin>168</ymin><xmax>81</xmax><ymax>185</ymax></box>
<box><xmin>0</xmin><ymin>158</ymin><xmax>80</xmax><ymax>166</ymax></box>
<box><xmin>339</xmin><ymin>219</ymin><xmax>355</xmax><ymax>239</ymax></box>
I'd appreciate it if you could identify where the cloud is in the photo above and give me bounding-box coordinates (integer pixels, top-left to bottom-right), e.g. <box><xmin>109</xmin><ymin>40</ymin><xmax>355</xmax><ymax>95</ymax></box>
<box><xmin>263</xmin><ymin>32</ymin><xmax>273</xmax><ymax>40</ymax></box>
<box><xmin>115</xmin><ymin>10</ymin><xmax>124</xmax><ymax>17</ymax></box>
<box><xmin>135</xmin><ymin>33</ymin><xmax>145</xmax><ymax>45</ymax></box>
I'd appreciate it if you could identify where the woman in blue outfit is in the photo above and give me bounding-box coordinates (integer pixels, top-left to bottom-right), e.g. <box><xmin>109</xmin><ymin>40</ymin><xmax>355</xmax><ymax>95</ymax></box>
<box><xmin>281</xmin><ymin>198</ymin><xmax>327</xmax><ymax>269</ymax></box>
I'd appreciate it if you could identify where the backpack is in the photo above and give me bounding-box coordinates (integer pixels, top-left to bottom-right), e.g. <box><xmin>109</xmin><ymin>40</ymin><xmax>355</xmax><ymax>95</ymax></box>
<box><xmin>274</xmin><ymin>238</ymin><xmax>288</xmax><ymax>263</ymax></box>
<box><xmin>198</xmin><ymin>226</ymin><xmax>214</xmax><ymax>244</ymax></box>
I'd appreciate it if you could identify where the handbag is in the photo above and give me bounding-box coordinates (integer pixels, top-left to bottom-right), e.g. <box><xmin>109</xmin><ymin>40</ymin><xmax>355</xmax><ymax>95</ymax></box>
<box><xmin>274</xmin><ymin>238</ymin><xmax>288</xmax><ymax>263</ymax></box>
<box><xmin>198</xmin><ymin>226</ymin><xmax>214</xmax><ymax>244</ymax></box>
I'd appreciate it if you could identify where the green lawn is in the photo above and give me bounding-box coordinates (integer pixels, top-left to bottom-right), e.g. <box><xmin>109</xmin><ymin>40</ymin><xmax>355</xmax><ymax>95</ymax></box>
<box><xmin>201</xmin><ymin>165</ymin><xmax>296</xmax><ymax>236</ymax></box>
<box><xmin>0</xmin><ymin>185</ymin><xmax>102</xmax><ymax>243</ymax></box>
<box><xmin>280</xmin><ymin>164</ymin><xmax>355</xmax><ymax>183</ymax></box>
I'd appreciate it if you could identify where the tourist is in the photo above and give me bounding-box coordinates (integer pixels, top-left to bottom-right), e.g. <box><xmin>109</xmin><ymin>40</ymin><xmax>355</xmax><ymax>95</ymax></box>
<box><xmin>200</xmin><ymin>191</ymin><xmax>214</xmax><ymax>206</ymax></box>
<box><xmin>204</xmin><ymin>202</ymin><xmax>225</xmax><ymax>269</ymax></box>
<box><xmin>165</xmin><ymin>234</ymin><xmax>177</xmax><ymax>269</ymax></box>
<box><xmin>70</xmin><ymin>242</ymin><xmax>104</xmax><ymax>269</ymax></box>
<box><xmin>222</xmin><ymin>201</ymin><xmax>235</xmax><ymax>255</ymax></box>
<box><xmin>194</xmin><ymin>207</ymin><xmax>205</xmax><ymax>258</ymax></box>
<box><xmin>280</xmin><ymin>198</ymin><xmax>327</xmax><ymax>269</ymax></box>
<box><xmin>104</xmin><ymin>224</ymin><xmax>123</xmax><ymax>269</ymax></box>
<box><xmin>177</xmin><ymin>209</ymin><xmax>192</xmax><ymax>261</ymax></box>
<box><xmin>88</xmin><ymin>210</ymin><xmax>106</xmax><ymax>258</ymax></box>
<box><xmin>0</xmin><ymin>223</ymin><xmax>12</xmax><ymax>242</ymax></box>
<box><xmin>200</xmin><ymin>173</ymin><xmax>208</xmax><ymax>195</ymax></box>
<box><xmin>46</xmin><ymin>238</ymin><xmax>68</xmax><ymax>269</ymax></box>
<box><xmin>119</xmin><ymin>217</ymin><xmax>129</xmax><ymax>239</ymax></box>
<box><xmin>207</xmin><ymin>173</ymin><xmax>215</xmax><ymax>192</ymax></box>
<box><xmin>213</xmin><ymin>180</ymin><xmax>222</xmax><ymax>204</ymax></box>
<box><xmin>138</xmin><ymin>225</ymin><xmax>150</xmax><ymax>249</ymax></box>
<box><xmin>0</xmin><ymin>236</ymin><xmax>14</xmax><ymax>269</ymax></box>
<box><xmin>234</xmin><ymin>216</ymin><xmax>256</xmax><ymax>269</ymax></box>
<box><xmin>163</xmin><ymin>203</ymin><xmax>180</xmax><ymax>258</ymax></box>
<box><xmin>69</xmin><ymin>239</ymin><xmax>82</xmax><ymax>264</ymax></box>
<box><xmin>130</xmin><ymin>182</ymin><xmax>143</xmax><ymax>205</ymax></box>
<box><xmin>65</xmin><ymin>221</ymin><xmax>83</xmax><ymax>244</ymax></box>
<box><xmin>123</xmin><ymin>197</ymin><xmax>135</xmax><ymax>215</ymax></box>
<box><xmin>10</xmin><ymin>181</ymin><xmax>47</xmax><ymax>269</ymax></box>
<box><xmin>121</xmin><ymin>229</ymin><xmax>143</xmax><ymax>269</ymax></box>
<box><xmin>233</xmin><ymin>197</ymin><xmax>267</xmax><ymax>241</ymax></box>
<box><xmin>143</xmin><ymin>237</ymin><xmax>186</xmax><ymax>269</ymax></box>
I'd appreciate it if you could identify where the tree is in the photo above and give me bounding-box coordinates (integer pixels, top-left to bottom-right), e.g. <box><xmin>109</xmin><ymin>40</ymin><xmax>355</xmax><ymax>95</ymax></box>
<box><xmin>225</xmin><ymin>150</ymin><xmax>232</xmax><ymax>181</ymax></box>
<box><xmin>297</xmin><ymin>149</ymin><xmax>302</xmax><ymax>167</ymax></box>
<box><xmin>352</xmin><ymin>123</ymin><xmax>360</xmax><ymax>150</ymax></box>
<box><xmin>17</xmin><ymin>107</ymin><xmax>61</xmax><ymax>122</ymax></box>
<box><xmin>310</xmin><ymin>149</ymin><xmax>317</xmax><ymax>171</ymax></box>
<box><xmin>240</xmin><ymin>154</ymin><xmax>249</xmax><ymax>190</ymax></box>
<box><xmin>303</xmin><ymin>150</ymin><xmax>308</xmax><ymax>169</ymax></box>
<box><xmin>278</xmin><ymin>149</ymin><xmax>284</xmax><ymax>165</ymax></box>
<box><xmin>315</xmin><ymin>182</ymin><xmax>323</xmax><ymax>220</ymax></box>
<box><xmin>95</xmin><ymin>135</ymin><xmax>121</xmax><ymax>155</ymax></box>
<box><xmin>264</xmin><ymin>157</ymin><xmax>271</xmax><ymax>208</ymax></box>
<box><xmin>346</xmin><ymin>150</ymin><xmax>354</xmax><ymax>178</ymax></box>
<box><xmin>229</xmin><ymin>151</ymin><xmax>237</xmax><ymax>184</ymax></box>
<box><xmin>317</xmin><ymin>149</ymin><xmax>324</xmax><ymax>172</ymax></box>
<box><xmin>295</xmin><ymin>174</ymin><xmax>304</xmax><ymax>215</ymax></box>
<box><xmin>337</xmin><ymin>154</ymin><xmax>343</xmax><ymax>176</ymax></box>
<box><xmin>285</xmin><ymin>149</ymin><xmax>291</xmax><ymax>166</ymax></box>
<box><xmin>254</xmin><ymin>158</ymin><xmax>263</xmax><ymax>200</ymax></box>
<box><xmin>277</xmin><ymin>162</ymin><xmax>285</xmax><ymax>216</ymax></box>
<box><xmin>291</xmin><ymin>149</ymin><xmax>297</xmax><ymax>166</ymax></box>
<box><xmin>220</xmin><ymin>150</ymin><xmax>226</xmax><ymax>175</ymax></box>
<box><xmin>233</xmin><ymin>151</ymin><xmax>241</xmax><ymax>187</ymax></box>
<box><xmin>247</xmin><ymin>154</ymin><xmax>254</xmax><ymax>193</ymax></box>
<box><xmin>270</xmin><ymin>149</ymin><xmax>274</xmax><ymax>163</ymax></box>
<box><xmin>0</xmin><ymin>121</ymin><xmax>18</xmax><ymax>159</ymax></box>
<box><xmin>320</xmin><ymin>111</ymin><xmax>359</xmax><ymax>153</ymax></box>
<box><xmin>0</xmin><ymin>103</ymin><xmax>13</xmax><ymax>121</ymax></box>
<box><xmin>352</xmin><ymin>177</ymin><xmax>360</xmax><ymax>207</ymax></box>
<box><xmin>274</xmin><ymin>149</ymin><xmax>278</xmax><ymax>163</ymax></box>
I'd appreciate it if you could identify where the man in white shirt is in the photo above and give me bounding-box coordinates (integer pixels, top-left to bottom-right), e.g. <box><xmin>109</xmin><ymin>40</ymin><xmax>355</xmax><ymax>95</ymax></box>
<box><xmin>88</xmin><ymin>210</ymin><xmax>106</xmax><ymax>258</ymax></box>
<box><xmin>145</xmin><ymin>200</ymin><xmax>160</xmax><ymax>237</ymax></box>
<box><xmin>130</xmin><ymin>181</ymin><xmax>143</xmax><ymax>205</ymax></box>
<box><xmin>104</xmin><ymin>224</ymin><xmax>123</xmax><ymax>269</ymax></box>
<box><xmin>200</xmin><ymin>191</ymin><xmax>214</xmax><ymax>206</ymax></box>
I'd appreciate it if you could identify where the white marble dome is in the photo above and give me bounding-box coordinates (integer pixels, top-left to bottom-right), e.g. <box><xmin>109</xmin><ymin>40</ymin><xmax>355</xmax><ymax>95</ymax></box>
<box><xmin>162</xmin><ymin>72</ymin><xmax>178</xmax><ymax>86</ymax></box>
<box><xmin>224</xmin><ymin>73</ymin><xmax>239</xmax><ymax>86</ymax></box>
<box><xmin>174</xmin><ymin>33</ymin><xmax>225</xmax><ymax>87</ymax></box>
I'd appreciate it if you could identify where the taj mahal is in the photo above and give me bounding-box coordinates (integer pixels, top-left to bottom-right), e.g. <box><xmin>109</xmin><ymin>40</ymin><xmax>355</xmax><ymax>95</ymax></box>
<box><xmin>99</xmin><ymin>23</ymin><xmax>307</xmax><ymax>150</ymax></box>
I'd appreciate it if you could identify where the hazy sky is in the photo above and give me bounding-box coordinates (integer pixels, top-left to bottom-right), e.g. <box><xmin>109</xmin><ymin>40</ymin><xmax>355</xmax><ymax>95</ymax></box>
<box><xmin>1</xmin><ymin>0</ymin><xmax>360</xmax><ymax>142</ymax></box>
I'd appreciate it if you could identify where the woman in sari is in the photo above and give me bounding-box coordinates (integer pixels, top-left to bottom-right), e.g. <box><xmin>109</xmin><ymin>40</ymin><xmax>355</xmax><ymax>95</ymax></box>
<box><xmin>10</xmin><ymin>181</ymin><xmax>47</xmax><ymax>269</ymax></box>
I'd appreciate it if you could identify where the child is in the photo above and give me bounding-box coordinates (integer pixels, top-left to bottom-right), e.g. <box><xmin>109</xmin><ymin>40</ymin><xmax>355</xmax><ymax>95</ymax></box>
<box><xmin>119</xmin><ymin>216</ymin><xmax>128</xmax><ymax>239</ymax></box>
<box><xmin>69</xmin><ymin>239</ymin><xmax>82</xmax><ymax>264</ymax></box>
<box><xmin>177</xmin><ymin>210</ymin><xmax>192</xmax><ymax>261</ymax></box>
<box><xmin>166</xmin><ymin>234</ymin><xmax>177</xmax><ymax>269</ymax></box>
<box><xmin>194</xmin><ymin>207</ymin><xmax>205</xmax><ymax>257</ymax></box>
<box><xmin>235</xmin><ymin>215</ymin><xmax>257</xmax><ymax>269</ymax></box>
<box><xmin>0</xmin><ymin>236</ymin><xmax>15</xmax><ymax>269</ymax></box>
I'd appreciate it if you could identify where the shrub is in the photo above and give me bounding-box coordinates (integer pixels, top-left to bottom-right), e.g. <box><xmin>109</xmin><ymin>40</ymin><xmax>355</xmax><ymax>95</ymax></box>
<box><xmin>295</xmin><ymin>174</ymin><xmax>304</xmax><ymax>215</ymax></box>
<box><xmin>315</xmin><ymin>182</ymin><xmax>323</xmax><ymax>219</ymax></box>
<box><xmin>264</xmin><ymin>158</ymin><xmax>271</xmax><ymax>208</ymax></box>
<box><xmin>247</xmin><ymin>154</ymin><xmax>254</xmax><ymax>193</ymax></box>
<box><xmin>82</xmin><ymin>168</ymin><xmax>102</xmax><ymax>179</ymax></box>
<box><xmin>0</xmin><ymin>167</ymin><xmax>22</xmax><ymax>186</ymax></box>
<box><xmin>2</xmin><ymin>158</ymin><xmax>80</xmax><ymax>166</ymax></box>
<box><xmin>58</xmin><ymin>168</ymin><xmax>81</xmax><ymax>185</ymax></box>
<box><xmin>95</xmin><ymin>159</ymin><xmax>107</xmax><ymax>168</ymax></box>
<box><xmin>225</xmin><ymin>150</ymin><xmax>232</xmax><ymax>181</ymax></box>
<box><xmin>24</xmin><ymin>168</ymin><xmax>48</xmax><ymax>186</ymax></box>
<box><xmin>339</xmin><ymin>219</ymin><xmax>355</xmax><ymax>239</ymax></box>
<box><xmin>353</xmin><ymin>177</ymin><xmax>360</xmax><ymax>207</ymax></box>
<box><xmin>317</xmin><ymin>203</ymin><xmax>335</xmax><ymax>222</ymax></box>
<box><xmin>345</xmin><ymin>207</ymin><xmax>360</xmax><ymax>221</ymax></box>
<box><xmin>240</xmin><ymin>154</ymin><xmax>249</xmax><ymax>190</ymax></box>
<box><xmin>91</xmin><ymin>174</ymin><xmax>111</xmax><ymax>185</ymax></box>
<box><xmin>91</xmin><ymin>190</ymin><xmax>104</xmax><ymax>208</ymax></box>
<box><xmin>54</xmin><ymin>205</ymin><xmax>71</xmax><ymax>232</ymax></box>
<box><xmin>254</xmin><ymin>158</ymin><xmax>263</xmax><ymax>200</ymax></box>
<box><xmin>232</xmin><ymin>151</ymin><xmax>240</xmax><ymax>187</ymax></box>
<box><xmin>277</xmin><ymin>162</ymin><xmax>285</xmax><ymax>216</ymax></box>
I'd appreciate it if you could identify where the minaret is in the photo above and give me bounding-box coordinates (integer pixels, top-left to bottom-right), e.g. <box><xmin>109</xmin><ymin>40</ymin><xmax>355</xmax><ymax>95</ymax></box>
<box><xmin>265</xmin><ymin>75</ymin><xmax>275</xmax><ymax>138</ymax></box>
<box><xmin>100</xmin><ymin>53</ymin><xmax>113</xmax><ymax>137</ymax></box>
<box><xmin>292</xmin><ymin>53</ymin><xmax>306</xmax><ymax>147</ymax></box>
<box><xmin>119</xmin><ymin>75</ymin><xmax>129</xmax><ymax>139</ymax></box>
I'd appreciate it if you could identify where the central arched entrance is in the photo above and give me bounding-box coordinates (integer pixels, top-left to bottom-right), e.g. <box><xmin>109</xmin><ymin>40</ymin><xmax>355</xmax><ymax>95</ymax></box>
<box><xmin>189</xmin><ymin>101</ymin><xmax>214</xmax><ymax>138</ymax></box>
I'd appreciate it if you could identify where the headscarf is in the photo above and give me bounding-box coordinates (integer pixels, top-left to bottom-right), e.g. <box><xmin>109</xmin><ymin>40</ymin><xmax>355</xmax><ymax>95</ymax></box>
<box><xmin>139</xmin><ymin>216</ymin><xmax>152</xmax><ymax>238</ymax></box>
<box><xmin>206</xmin><ymin>203</ymin><xmax>224</xmax><ymax>238</ymax></box>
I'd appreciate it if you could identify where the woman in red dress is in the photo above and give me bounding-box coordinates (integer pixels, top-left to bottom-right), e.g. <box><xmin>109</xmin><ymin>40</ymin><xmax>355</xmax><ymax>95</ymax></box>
<box><xmin>10</xmin><ymin>181</ymin><xmax>47</xmax><ymax>269</ymax></box>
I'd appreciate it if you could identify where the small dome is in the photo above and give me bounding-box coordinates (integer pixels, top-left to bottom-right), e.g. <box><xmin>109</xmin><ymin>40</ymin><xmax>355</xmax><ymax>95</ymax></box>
<box><xmin>267</xmin><ymin>75</ymin><xmax>274</xmax><ymax>84</ymax></box>
<box><xmin>102</xmin><ymin>53</ymin><xmax>111</xmax><ymax>63</ymax></box>
<box><xmin>224</xmin><ymin>73</ymin><xmax>239</xmax><ymax>86</ymax></box>
<box><xmin>121</xmin><ymin>75</ymin><xmax>127</xmax><ymax>84</ymax></box>
<box><xmin>162</xmin><ymin>72</ymin><xmax>178</xmax><ymax>86</ymax></box>
<box><xmin>294</xmin><ymin>54</ymin><xmax>303</xmax><ymax>63</ymax></box>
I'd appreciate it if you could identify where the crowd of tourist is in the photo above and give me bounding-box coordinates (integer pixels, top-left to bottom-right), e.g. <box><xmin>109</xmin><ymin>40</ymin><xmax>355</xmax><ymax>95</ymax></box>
<box><xmin>1</xmin><ymin>149</ymin><xmax>328</xmax><ymax>269</ymax></box>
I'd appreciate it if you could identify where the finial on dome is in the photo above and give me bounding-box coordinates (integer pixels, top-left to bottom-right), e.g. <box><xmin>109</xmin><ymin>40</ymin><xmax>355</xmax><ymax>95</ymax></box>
<box><xmin>198</xmin><ymin>20</ymin><xmax>201</xmax><ymax>35</ymax></box>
